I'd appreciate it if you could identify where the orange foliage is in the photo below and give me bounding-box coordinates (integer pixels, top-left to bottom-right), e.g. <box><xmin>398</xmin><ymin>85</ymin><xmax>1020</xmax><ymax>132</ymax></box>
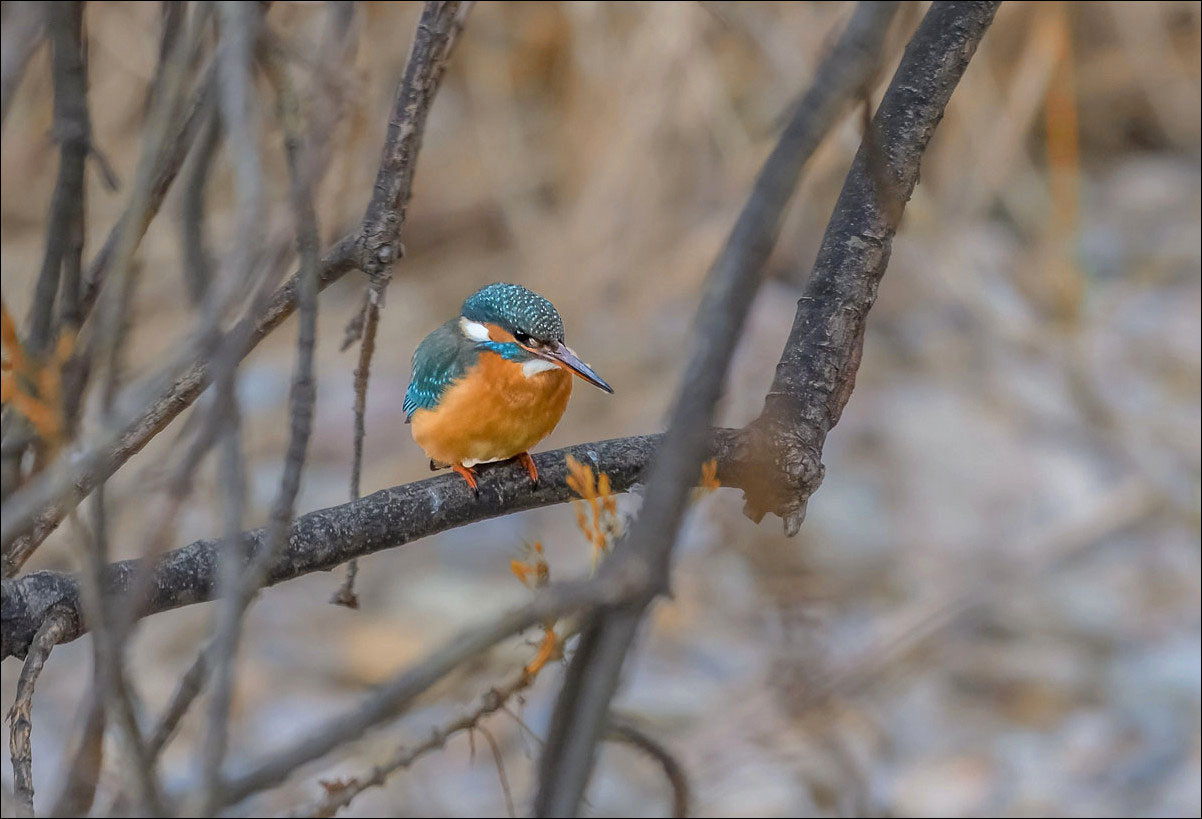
<box><xmin>508</xmin><ymin>541</ymin><xmax>560</xmax><ymax>677</ymax></box>
<box><xmin>564</xmin><ymin>454</ymin><xmax>621</xmax><ymax>571</ymax></box>
<box><xmin>0</xmin><ymin>298</ymin><xmax>72</xmax><ymax>453</ymax></box>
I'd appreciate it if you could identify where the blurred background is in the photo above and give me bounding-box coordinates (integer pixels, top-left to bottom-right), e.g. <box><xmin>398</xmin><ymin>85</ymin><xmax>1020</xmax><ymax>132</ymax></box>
<box><xmin>2</xmin><ymin>1</ymin><xmax>1199</xmax><ymax>816</ymax></box>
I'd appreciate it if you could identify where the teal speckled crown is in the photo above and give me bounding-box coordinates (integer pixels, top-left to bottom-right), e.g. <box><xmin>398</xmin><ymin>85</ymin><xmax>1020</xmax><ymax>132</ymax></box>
<box><xmin>462</xmin><ymin>283</ymin><xmax>564</xmax><ymax>343</ymax></box>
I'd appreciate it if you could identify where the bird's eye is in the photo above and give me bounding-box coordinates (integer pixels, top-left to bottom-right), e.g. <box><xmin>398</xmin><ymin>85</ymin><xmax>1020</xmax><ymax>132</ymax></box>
<box><xmin>514</xmin><ymin>331</ymin><xmax>531</xmax><ymax>344</ymax></box>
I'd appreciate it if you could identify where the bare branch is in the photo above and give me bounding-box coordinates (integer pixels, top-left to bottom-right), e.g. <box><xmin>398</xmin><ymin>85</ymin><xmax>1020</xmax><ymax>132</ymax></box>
<box><xmin>733</xmin><ymin>0</ymin><xmax>1002</xmax><ymax>532</ymax></box>
<box><xmin>331</xmin><ymin>292</ymin><xmax>379</xmax><ymax>609</ymax></box>
<box><xmin>179</xmin><ymin>105</ymin><xmax>222</xmax><ymax>305</ymax></box>
<box><xmin>47</xmin><ymin>683</ymin><xmax>104</xmax><ymax>817</ymax></box>
<box><xmin>218</xmin><ymin>568</ymin><xmax>640</xmax><ymax>811</ymax></box>
<box><xmin>606</xmin><ymin>718</ymin><xmax>690</xmax><ymax>819</ymax></box>
<box><xmin>195</xmin><ymin>2</ymin><xmax>269</xmax><ymax>805</ymax></box>
<box><xmin>1</xmin><ymin>432</ymin><xmax>741</xmax><ymax>661</ymax></box>
<box><xmin>146</xmin><ymin>647</ymin><xmax>208</xmax><ymax>761</ymax></box>
<box><xmin>534</xmin><ymin>4</ymin><xmax>904</xmax><ymax>814</ymax></box>
<box><xmin>0</xmin><ymin>1</ymin><xmax>43</xmax><ymax>127</ymax></box>
<box><xmin>5</xmin><ymin>607</ymin><xmax>69</xmax><ymax>817</ymax></box>
<box><xmin>356</xmin><ymin>1</ymin><xmax>472</xmax><ymax>279</ymax></box>
<box><xmin>2</xmin><ymin>0</ymin><xmax>464</xmax><ymax>574</ymax></box>
<box><xmin>198</xmin><ymin>23</ymin><xmax>325</xmax><ymax>810</ymax></box>
<box><xmin>281</xmin><ymin>668</ymin><xmax>535</xmax><ymax>819</ymax></box>
<box><xmin>336</xmin><ymin>0</ymin><xmax>473</xmax><ymax>607</ymax></box>
<box><xmin>0</xmin><ymin>236</ymin><xmax>358</xmax><ymax>574</ymax></box>
<box><xmin>29</xmin><ymin>1</ymin><xmax>88</xmax><ymax>353</ymax></box>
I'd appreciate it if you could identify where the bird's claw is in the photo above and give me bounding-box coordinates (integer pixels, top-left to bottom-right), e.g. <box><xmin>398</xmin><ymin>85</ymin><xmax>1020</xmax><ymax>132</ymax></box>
<box><xmin>452</xmin><ymin>463</ymin><xmax>480</xmax><ymax>495</ymax></box>
<box><xmin>517</xmin><ymin>452</ymin><xmax>539</xmax><ymax>487</ymax></box>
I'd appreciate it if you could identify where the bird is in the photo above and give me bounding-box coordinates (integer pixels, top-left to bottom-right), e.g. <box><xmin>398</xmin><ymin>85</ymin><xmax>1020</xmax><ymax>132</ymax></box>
<box><xmin>403</xmin><ymin>283</ymin><xmax>613</xmax><ymax>493</ymax></box>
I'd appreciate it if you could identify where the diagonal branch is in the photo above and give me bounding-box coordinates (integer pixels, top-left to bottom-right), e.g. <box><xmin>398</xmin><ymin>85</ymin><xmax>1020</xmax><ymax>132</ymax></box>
<box><xmin>533</xmin><ymin>3</ymin><xmax>905</xmax><ymax>814</ymax></box>
<box><xmin>733</xmin><ymin>0</ymin><xmax>1003</xmax><ymax>533</ymax></box>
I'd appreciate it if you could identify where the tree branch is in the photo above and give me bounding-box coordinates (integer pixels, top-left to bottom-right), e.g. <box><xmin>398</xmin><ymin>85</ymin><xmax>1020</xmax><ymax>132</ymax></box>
<box><xmin>0</xmin><ymin>1</ymin><xmax>43</xmax><ymax>128</ymax></box>
<box><xmin>2</xmin><ymin>432</ymin><xmax>740</xmax><ymax>661</ymax></box>
<box><xmin>0</xmin><ymin>6</ymin><xmax>1004</xmax><ymax>815</ymax></box>
<box><xmin>732</xmin><ymin>0</ymin><xmax>1003</xmax><ymax>533</ymax></box>
<box><xmin>1</xmin><ymin>0</ymin><xmax>467</xmax><ymax>576</ymax></box>
<box><xmin>534</xmin><ymin>3</ymin><xmax>904</xmax><ymax>814</ymax></box>
<box><xmin>336</xmin><ymin>0</ymin><xmax>472</xmax><ymax>606</ymax></box>
<box><xmin>28</xmin><ymin>1</ymin><xmax>88</xmax><ymax>354</ymax></box>
<box><xmin>606</xmin><ymin>718</ymin><xmax>690</xmax><ymax>819</ymax></box>
<box><xmin>5</xmin><ymin>607</ymin><xmax>69</xmax><ymax>817</ymax></box>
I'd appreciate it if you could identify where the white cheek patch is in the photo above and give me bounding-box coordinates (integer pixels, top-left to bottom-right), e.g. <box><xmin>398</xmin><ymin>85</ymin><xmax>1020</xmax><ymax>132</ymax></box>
<box><xmin>459</xmin><ymin>317</ymin><xmax>491</xmax><ymax>341</ymax></box>
<box><xmin>522</xmin><ymin>358</ymin><xmax>560</xmax><ymax>377</ymax></box>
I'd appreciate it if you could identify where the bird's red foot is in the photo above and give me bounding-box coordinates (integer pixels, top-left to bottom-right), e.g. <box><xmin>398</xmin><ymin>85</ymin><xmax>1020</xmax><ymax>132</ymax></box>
<box><xmin>517</xmin><ymin>452</ymin><xmax>539</xmax><ymax>486</ymax></box>
<box><xmin>453</xmin><ymin>463</ymin><xmax>479</xmax><ymax>494</ymax></box>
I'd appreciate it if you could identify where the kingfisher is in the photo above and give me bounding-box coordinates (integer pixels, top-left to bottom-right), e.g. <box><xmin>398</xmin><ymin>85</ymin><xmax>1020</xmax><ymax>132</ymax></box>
<box><xmin>404</xmin><ymin>283</ymin><xmax>613</xmax><ymax>492</ymax></box>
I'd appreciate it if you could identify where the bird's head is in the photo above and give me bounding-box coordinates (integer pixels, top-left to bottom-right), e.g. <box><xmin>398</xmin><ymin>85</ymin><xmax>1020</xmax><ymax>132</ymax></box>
<box><xmin>459</xmin><ymin>283</ymin><xmax>613</xmax><ymax>393</ymax></box>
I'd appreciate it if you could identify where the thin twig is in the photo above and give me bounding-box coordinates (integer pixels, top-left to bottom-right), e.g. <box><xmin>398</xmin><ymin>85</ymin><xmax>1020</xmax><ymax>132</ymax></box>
<box><xmin>47</xmin><ymin>682</ymin><xmax>105</xmax><ymax>817</ymax></box>
<box><xmin>199</xmin><ymin>22</ymin><xmax>325</xmax><ymax>811</ymax></box>
<box><xmin>216</xmin><ymin>566</ymin><xmax>641</xmax><ymax>811</ymax></box>
<box><xmin>5</xmin><ymin>608</ymin><xmax>69</xmax><ymax>818</ymax></box>
<box><xmin>76</xmin><ymin>57</ymin><xmax>219</xmax><ymax>321</ymax></box>
<box><xmin>0</xmin><ymin>1</ymin><xmax>43</xmax><ymax>127</ymax></box>
<box><xmin>75</xmin><ymin>9</ymin><xmax>212</xmax><ymax>811</ymax></box>
<box><xmin>478</xmin><ymin>724</ymin><xmax>516</xmax><ymax>819</ymax></box>
<box><xmin>606</xmin><ymin>718</ymin><xmax>690</xmax><ymax>819</ymax></box>
<box><xmin>147</xmin><ymin>1</ymin><xmax>186</xmax><ymax>114</ymax></box>
<box><xmin>277</xmin><ymin>612</ymin><xmax>591</xmax><ymax>819</ymax></box>
<box><xmin>180</xmin><ymin>104</ymin><xmax>222</xmax><ymax>305</ymax></box>
<box><xmin>331</xmin><ymin>295</ymin><xmax>378</xmax><ymax>609</ymax></box>
<box><xmin>147</xmin><ymin>646</ymin><xmax>208</xmax><ymax>760</ymax></box>
<box><xmin>81</xmin><ymin>488</ymin><xmax>165</xmax><ymax>814</ymax></box>
<box><xmin>195</xmin><ymin>3</ymin><xmax>270</xmax><ymax>807</ymax></box>
<box><xmin>334</xmin><ymin>0</ymin><xmax>473</xmax><ymax>608</ymax></box>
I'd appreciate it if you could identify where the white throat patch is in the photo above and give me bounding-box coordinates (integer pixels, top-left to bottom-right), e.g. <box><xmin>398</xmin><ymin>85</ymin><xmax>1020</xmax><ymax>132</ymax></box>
<box><xmin>459</xmin><ymin>317</ymin><xmax>491</xmax><ymax>341</ymax></box>
<box><xmin>522</xmin><ymin>358</ymin><xmax>559</xmax><ymax>377</ymax></box>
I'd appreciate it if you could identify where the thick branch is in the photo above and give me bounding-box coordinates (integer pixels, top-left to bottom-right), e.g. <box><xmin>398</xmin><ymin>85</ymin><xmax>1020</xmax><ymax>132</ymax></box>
<box><xmin>733</xmin><ymin>0</ymin><xmax>1002</xmax><ymax>532</ymax></box>
<box><xmin>1</xmin><ymin>432</ymin><xmax>740</xmax><ymax>660</ymax></box>
<box><xmin>534</xmin><ymin>4</ymin><xmax>903</xmax><ymax>814</ymax></box>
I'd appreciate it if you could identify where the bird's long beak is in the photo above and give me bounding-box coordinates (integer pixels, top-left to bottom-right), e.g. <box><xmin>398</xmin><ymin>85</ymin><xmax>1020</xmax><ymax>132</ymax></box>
<box><xmin>539</xmin><ymin>341</ymin><xmax>613</xmax><ymax>393</ymax></box>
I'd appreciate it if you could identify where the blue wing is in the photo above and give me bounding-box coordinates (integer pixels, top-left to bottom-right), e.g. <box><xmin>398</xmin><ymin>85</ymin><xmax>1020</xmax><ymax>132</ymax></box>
<box><xmin>403</xmin><ymin>321</ymin><xmax>471</xmax><ymax>421</ymax></box>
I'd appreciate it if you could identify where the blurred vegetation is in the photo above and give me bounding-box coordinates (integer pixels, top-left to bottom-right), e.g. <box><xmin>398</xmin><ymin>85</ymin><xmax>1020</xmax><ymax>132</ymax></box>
<box><xmin>2</xmin><ymin>2</ymin><xmax>1199</xmax><ymax>816</ymax></box>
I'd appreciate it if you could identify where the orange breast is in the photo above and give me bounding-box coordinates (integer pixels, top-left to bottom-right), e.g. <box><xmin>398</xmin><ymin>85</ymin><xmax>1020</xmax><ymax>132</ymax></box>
<box><xmin>410</xmin><ymin>352</ymin><xmax>572</xmax><ymax>467</ymax></box>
